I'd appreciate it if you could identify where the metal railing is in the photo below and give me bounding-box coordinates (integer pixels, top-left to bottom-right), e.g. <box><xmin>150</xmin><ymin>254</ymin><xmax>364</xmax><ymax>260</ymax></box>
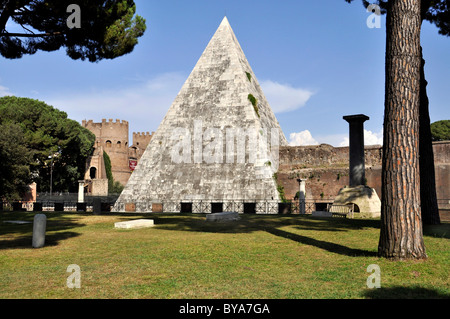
<box><xmin>0</xmin><ymin>198</ymin><xmax>332</xmax><ymax>214</ymax></box>
<box><xmin>5</xmin><ymin>198</ymin><xmax>448</xmax><ymax>214</ymax></box>
<box><xmin>111</xmin><ymin>199</ymin><xmax>330</xmax><ymax>214</ymax></box>
<box><xmin>36</xmin><ymin>192</ymin><xmax>120</xmax><ymax>203</ymax></box>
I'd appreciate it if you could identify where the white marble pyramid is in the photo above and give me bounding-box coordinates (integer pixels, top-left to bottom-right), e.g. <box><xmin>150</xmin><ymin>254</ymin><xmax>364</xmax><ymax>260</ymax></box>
<box><xmin>113</xmin><ymin>17</ymin><xmax>288</xmax><ymax>213</ymax></box>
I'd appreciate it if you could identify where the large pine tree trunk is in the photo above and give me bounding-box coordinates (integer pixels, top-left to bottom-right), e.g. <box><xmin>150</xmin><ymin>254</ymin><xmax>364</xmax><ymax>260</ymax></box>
<box><xmin>419</xmin><ymin>47</ymin><xmax>441</xmax><ymax>225</ymax></box>
<box><xmin>378</xmin><ymin>0</ymin><xmax>427</xmax><ymax>260</ymax></box>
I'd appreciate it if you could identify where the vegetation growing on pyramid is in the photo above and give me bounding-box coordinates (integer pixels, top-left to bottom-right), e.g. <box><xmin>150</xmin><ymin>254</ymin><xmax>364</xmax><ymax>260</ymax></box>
<box><xmin>248</xmin><ymin>94</ymin><xmax>260</xmax><ymax>118</ymax></box>
<box><xmin>246</xmin><ymin>72</ymin><xmax>252</xmax><ymax>82</ymax></box>
<box><xmin>272</xmin><ymin>173</ymin><xmax>287</xmax><ymax>203</ymax></box>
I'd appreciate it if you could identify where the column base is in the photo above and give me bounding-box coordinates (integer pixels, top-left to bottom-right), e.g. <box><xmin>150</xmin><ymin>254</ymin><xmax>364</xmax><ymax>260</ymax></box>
<box><xmin>333</xmin><ymin>185</ymin><xmax>381</xmax><ymax>218</ymax></box>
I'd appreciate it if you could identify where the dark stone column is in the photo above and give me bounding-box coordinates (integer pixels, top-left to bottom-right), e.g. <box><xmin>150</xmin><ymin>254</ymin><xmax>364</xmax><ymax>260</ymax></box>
<box><xmin>343</xmin><ymin>114</ymin><xmax>369</xmax><ymax>187</ymax></box>
<box><xmin>93</xmin><ymin>198</ymin><xmax>102</xmax><ymax>215</ymax></box>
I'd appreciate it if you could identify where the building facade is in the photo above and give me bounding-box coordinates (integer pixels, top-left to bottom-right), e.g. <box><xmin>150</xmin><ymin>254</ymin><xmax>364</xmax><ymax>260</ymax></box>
<box><xmin>82</xmin><ymin>119</ymin><xmax>153</xmax><ymax>190</ymax></box>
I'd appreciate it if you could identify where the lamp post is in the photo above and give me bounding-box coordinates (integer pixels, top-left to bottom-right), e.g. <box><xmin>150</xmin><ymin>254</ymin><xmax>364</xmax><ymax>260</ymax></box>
<box><xmin>49</xmin><ymin>154</ymin><xmax>54</xmax><ymax>197</ymax></box>
<box><xmin>48</xmin><ymin>150</ymin><xmax>60</xmax><ymax>197</ymax></box>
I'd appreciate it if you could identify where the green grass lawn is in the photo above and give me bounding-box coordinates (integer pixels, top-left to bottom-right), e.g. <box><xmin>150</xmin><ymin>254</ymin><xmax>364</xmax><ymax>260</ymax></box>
<box><xmin>0</xmin><ymin>212</ymin><xmax>448</xmax><ymax>299</ymax></box>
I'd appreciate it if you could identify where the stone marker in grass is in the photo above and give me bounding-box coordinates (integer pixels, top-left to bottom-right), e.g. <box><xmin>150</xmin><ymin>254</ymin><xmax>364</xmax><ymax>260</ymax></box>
<box><xmin>32</xmin><ymin>214</ymin><xmax>47</xmax><ymax>248</ymax></box>
<box><xmin>114</xmin><ymin>219</ymin><xmax>154</xmax><ymax>229</ymax></box>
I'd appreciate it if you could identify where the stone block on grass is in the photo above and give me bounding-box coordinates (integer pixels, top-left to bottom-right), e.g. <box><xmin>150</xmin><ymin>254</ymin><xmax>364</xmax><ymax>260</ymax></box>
<box><xmin>312</xmin><ymin>211</ymin><xmax>333</xmax><ymax>218</ymax></box>
<box><xmin>114</xmin><ymin>219</ymin><xmax>154</xmax><ymax>229</ymax></box>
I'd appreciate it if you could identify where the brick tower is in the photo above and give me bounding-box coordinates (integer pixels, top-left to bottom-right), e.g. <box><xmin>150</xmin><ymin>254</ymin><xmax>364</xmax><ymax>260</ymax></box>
<box><xmin>129</xmin><ymin>132</ymin><xmax>154</xmax><ymax>167</ymax></box>
<box><xmin>82</xmin><ymin>119</ymin><xmax>131</xmax><ymax>186</ymax></box>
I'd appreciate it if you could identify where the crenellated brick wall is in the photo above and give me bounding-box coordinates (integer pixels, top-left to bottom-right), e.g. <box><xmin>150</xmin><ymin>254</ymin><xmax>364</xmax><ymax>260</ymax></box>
<box><xmin>82</xmin><ymin>120</ymin><xmax>154</xmax><ymax>186</ymax></box>
<box><xmin>277</xmin><ymin>142</ymin><xmax>449</xmax><ymax>213</ymax></box>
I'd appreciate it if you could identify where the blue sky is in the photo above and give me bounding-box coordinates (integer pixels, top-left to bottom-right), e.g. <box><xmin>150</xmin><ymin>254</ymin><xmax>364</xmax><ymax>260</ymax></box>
<box><xmin>0</xmin><ymin>0</ymin><xmax>449</xmax><ymax>147</ymax></box>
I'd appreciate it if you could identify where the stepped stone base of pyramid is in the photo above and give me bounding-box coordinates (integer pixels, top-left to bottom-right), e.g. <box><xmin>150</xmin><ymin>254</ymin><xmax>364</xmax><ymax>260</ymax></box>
<box><xmin>112</xmin><ymin>200</ymin><xmax>282</xmax><ymax>214</ymax></box>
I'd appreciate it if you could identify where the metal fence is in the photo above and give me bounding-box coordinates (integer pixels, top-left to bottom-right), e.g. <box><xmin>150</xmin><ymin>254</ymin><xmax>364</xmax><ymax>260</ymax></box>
<box><xmin>111</xmin><ymin>199</ymin><xmax>332</xmax><ymax>214</ymax></box>
<box><xmin>0</xmin><ymin>197</ymin><xmax>331</xmax><ymax>214</ymax></box>
<box><xmin>1</xmin><ymin>193</ymin><xmax>120</xmax><ymax>213</ymax></box>
<box><xmin>37</xmin><ymin>193</ymin><xmax>120</xmax><ymax>203</ymax></box>
<box><xmin>4</xmin><ymin>198</ymin><xmax>449</xmax><ymax>215</ymax></box>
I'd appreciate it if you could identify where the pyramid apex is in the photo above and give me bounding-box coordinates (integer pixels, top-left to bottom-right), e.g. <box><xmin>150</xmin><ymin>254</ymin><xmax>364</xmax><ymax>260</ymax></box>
<box><xmin>219</xmin><ymin>16</ymin><xmax>232</xmax><ymax>29</ymax></box>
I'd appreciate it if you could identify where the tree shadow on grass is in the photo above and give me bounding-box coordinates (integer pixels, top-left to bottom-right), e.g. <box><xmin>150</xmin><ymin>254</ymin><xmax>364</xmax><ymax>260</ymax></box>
<box><xmin>154</xmin><ymin>214</ymin><xmax>380</xmax><ymax>234</ymax></box>
<box><xmin>294</xmin><ymin>217</ymin><xmax>380</xmax><ymax>232</ymax></box>
<box><xmin>363</xmin><ymin>286</ymin><xmax>450</xmax><ymax>299</ymax></box>
<box><xmin>0</xmin><ymin>232</ymin><xmax>82</xmax><ymax>250</ymax></box>
<box><xmin>0</xmin><ymin>212</ymin><xmax>85</xmax><ymax>250</ymax></box>
<box><xmin>423</xmin><ymin>223</ymin><xmax>450</xmax><ymax>239</ymax></box>
<box><xmin>265</xmin><ymin>227</ymin><xmax>377</xmax><ymax>257</ymax></box>
<box><xmin>154</xmin><ymin>214</ymin><xmax>378</xmax><ymax>257</ymax></box>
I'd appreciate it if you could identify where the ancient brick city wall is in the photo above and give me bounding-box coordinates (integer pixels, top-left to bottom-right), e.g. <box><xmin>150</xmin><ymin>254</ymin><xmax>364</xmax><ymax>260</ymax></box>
<box><xmin>433</xmin><ymin>141</ymin><xmax>450</xmax><ymax>210</ymax></box>
<box><xmin>277</xmin><ymin>142</ymin><xmax>449</xmax><ymax>209</ymax></box>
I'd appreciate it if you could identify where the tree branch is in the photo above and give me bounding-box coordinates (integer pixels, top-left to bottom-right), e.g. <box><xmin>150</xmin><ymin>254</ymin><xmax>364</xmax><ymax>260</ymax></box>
<box><xmin>17</xmin><ymin>22</ymin><xmax>34</xmax><ymax>34</ymax></box>
<box><xmin>0</xmin><ymin>31</ymin><xmax>63</xmax><ymax>38</ymax></box>
<box><xmin>0</xmin><ymin>0</ymin><xmax>14</xmax><ymax>32</ymax></box>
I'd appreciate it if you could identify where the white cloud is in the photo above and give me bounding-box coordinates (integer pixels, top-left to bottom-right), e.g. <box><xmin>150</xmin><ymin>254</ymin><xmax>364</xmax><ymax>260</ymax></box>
<box><xmin>45</xmin><ymin>72</ymin><xmax>186</xmax><ymax>134</ymax></box>
<box><xmin>0</xmin><ymin>85</ymin><xmax>12</xmax><ymax>97</ymax></box>
<box><xmin>338</xmin><ymin>137</ymin><xmax>349</xmax><ymax>147</ymax></box>
<box><xmin>339</xmin><ymin>129</ymin><xmax>383</xmax><ymax>147</ymax></box>
<box><xmin>43</xmin><ymin>74</ymin><xmax>315</xmax><ymax>136</ymax></box>
<box><xmin>288</xmin><ymin>129</ymin><xmax>383</xmax><ymax>148</ymax></box>
<box><xmin>260</xmin><ymin>80</ymin><xmax>315</xmax><ymax>113</ymax></box>
<box><xmin>364</xmin><ymin>129</ymin><xmax>384</xmax><ymax>146</ymax></box>
<box><xmin>289</xmin><ymin>130</ymin><xmax>319</xmax><ymax>146</ymax></box>
<box><xmin>316</xmin><ymin>134</ymin><xmax>348</xmax><ymax>147</ymax></box>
